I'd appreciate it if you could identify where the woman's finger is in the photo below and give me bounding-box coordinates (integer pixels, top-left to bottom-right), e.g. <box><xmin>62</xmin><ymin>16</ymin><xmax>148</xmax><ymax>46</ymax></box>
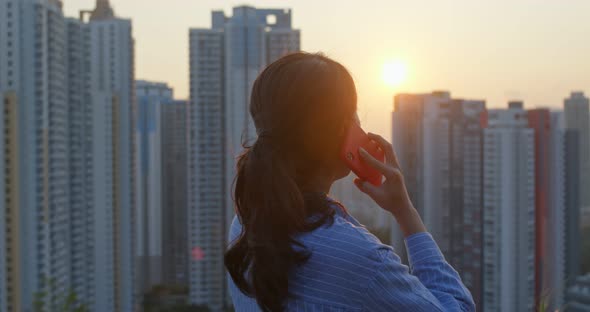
<box><xmin>359</xmin><ymin>148</ymin><xmax>395</xmax><ymax>178</ymax></box>
<box><xmin>368</xmin><ymin>132</ymin><xmax>400</xmax><ymax>168</ymax></box>
<box><xmin>354</xmin><ymin>178</ymin><xmax>380</xmax><ymax>199</ymax></box>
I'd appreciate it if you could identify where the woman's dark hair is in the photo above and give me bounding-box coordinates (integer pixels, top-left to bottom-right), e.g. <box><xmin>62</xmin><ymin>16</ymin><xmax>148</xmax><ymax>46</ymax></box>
<box><xmin>224</xmin><ymin>52</ymin><xmax>358</xmax><ymax>311</ymax></box>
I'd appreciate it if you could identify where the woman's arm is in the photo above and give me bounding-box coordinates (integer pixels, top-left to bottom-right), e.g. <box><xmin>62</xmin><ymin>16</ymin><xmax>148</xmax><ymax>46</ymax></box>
<box><xmin>355</xmin><ymin>133</ymin><xmax>475</xmax><ymax>311</ymax></box>
<box><xmin>405</xmin><ymin>232</ymin><xmax>475</xmax><ymax>311</ymax></box>
<box><xmin>362</xmin><ymin>234</ymin><xmax>475</xmax><ymax>312</ymax></box>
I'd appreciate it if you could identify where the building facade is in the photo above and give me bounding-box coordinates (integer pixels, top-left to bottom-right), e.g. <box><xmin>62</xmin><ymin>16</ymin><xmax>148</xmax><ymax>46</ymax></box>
<box><xmin>188</xmin><ymin>26</ymin><xmax>226</xmax><ymax>310</ymax></box>
<box><xmin>65</xmin><ymin>16</ymin><xmax>95</xmax><ymax>309</ymax></box>
<box><xmin>564</xmin><ymin>128</ymin><xmax>581</xmax><ymax>287</ymax></box>
<box><xmin>526</xmin><ymin>109</ymin><xmax>551</xmax><ymax>309</ymax></box>
<box><xmin>482</xmin><ymin>103</ymin><xmax>535</xmax><ymax>312</ymax></box>
<box><xmin>188</xmin><ymin>6</ymin><xmax>300</xmax><ymax>310</ymax></box>
<box><xmin>391</xmin><ymin>92</ymin><xmax>485</xmax><ymax>310</ymax></box>
<box><xmin>564</xmin><ymin>92</ymin><xmax>590</xmax><ymax>216</ymax></box>
<box><xmin>527</xmin><ymin>109</ymin><xmax>567</xmax><ymax>310</ymax></box>
<box><xmin>0</xmin><ymin>0</ymin><xmax>70</xmax><ymax>310</ymax></box>
<box><xmin>135</xmin><ymin>80</ymin><xmax>172</xmax><ymax>292</ymax></box>
<box><xmin>447</xmin><ymin>99</ymin><xmax>486</xmax><ymax>312</ymax></box>
<box><xmin>161</xmin><ymin>100</ymin><xmax>189</xmax><ymax>286</ymax></box>
<box><xmin>391</xmin><ymin>92</ymin><xmax>432</xmax><ymax>262</ymax></box>
<box><xmin>392</xmin><ymin>91</ymin><xmax>456</xmax><ymax>259</ymax></box>
<box><xmin>0</xmin><ymin>0</ymin><xmax>137</xmax><ymax>311</ymax></box>
<box><xmin>549</xmin><ymin>112</ymin><xmax>567</xmax><ymax>309</ymax></box>
<box><xmin>87</xmin><ymin>2</ymin><xmax>137</xmax><ymax>310</ymax></box>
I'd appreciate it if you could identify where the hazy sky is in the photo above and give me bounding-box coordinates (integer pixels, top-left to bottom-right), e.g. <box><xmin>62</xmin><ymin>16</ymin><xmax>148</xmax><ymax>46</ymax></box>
<box><xmin>65</xmin><ymin>0</ymin><xmax>590</xmax><ymax>137</ymax></box>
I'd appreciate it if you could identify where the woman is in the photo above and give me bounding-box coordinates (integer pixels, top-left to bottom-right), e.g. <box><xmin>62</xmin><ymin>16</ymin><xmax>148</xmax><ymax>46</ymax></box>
<box><xmin>225</xmin><ymin>52</ymin><xmax>475</xmax><ymax>312</ymax></box>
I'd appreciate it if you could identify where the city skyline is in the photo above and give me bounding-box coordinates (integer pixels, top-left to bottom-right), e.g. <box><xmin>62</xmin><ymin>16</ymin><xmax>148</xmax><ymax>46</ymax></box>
<box><xmin>63</xmin><ymin>0</ymin><xmax>590</xmax><ymax>138</ymax></box>
<box><xmin>2</xmin><ymin>1</ymin><xmax>590</xmax><ymax>311</ymax></box>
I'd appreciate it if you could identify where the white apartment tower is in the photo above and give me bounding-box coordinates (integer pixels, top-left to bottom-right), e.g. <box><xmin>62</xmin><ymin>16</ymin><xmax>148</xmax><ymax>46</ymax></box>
<box><xmin>0</xmin><ymin>0</ymin><xmax>137</xmax><ymax>311</ymax></box>
<box><xmin>391</xmin><ymin>92</ymin><xmax>454</xmax><ymax>261</ymax></box>
<box><xmin>69</xmin><ymin>1</ymin><xmax>137</xmax><ymax>310</ymax></box>
<box><xmin>65</xmin><ymin>16</ymin><xmax>95</xmax><ymax>309</ymax></box>
<box><xmin>392</xmin><ymin>92</ymin><xmax>486</xmax><ymax>309</ymax></box>
<box><xmin>86</xmin><ymin>1</ymin><xmax>136</xmax><ymax>310</ymax></box>
<box><xmin>135</xmin><ymin>80</ymin><xmax>173</xmax><ymax>292</ymax></box>
<box><xmin>0</xmin><ymin>0</ymin><xmax>69</xmax><ymax>311</ymax></box>
<box><xmin>189</xmin><ymin>6</ymin><xmax>300</xmax><ymax>310</ymax></box>
<box><xmin>482</xmin><ymin>102</ymin><xmax>535</xmax><ymax>312</ymax></box>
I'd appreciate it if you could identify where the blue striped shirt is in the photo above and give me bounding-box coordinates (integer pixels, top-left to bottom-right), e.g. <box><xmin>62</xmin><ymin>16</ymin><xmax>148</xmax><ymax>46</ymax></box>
<box><xmin>228</xmin><ymin>201</ymin><xmax>475</xmax><ymax>311</ymax></box>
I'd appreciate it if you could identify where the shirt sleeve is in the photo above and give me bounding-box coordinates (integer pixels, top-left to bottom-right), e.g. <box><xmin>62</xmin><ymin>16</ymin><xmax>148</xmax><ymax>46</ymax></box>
<box><xmin>362</xmin><ymin>232</ymin><xmax>475</xmax><ymax>312</ymax></box>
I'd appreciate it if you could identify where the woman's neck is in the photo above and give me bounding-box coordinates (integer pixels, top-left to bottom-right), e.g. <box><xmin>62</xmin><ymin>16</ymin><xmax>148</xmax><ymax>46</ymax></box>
<box><xmin>302</xmin><ymin>175</ymin><xmax>335</xmax><ymax>195</ymax></box>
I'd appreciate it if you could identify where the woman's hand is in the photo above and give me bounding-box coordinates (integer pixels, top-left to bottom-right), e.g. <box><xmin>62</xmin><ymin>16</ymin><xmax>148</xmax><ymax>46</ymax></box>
<box><xmin>353</xmin><ymin>133</ymin><xmax>427</xmax><ymax>237</ymax></box>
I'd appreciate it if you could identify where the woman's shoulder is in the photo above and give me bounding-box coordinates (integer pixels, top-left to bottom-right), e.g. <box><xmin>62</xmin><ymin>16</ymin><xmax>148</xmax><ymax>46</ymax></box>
<box><xmin>229</xmin><ymin>212</ymin><xmax>391</xmax><ymax>265</ymax></box>
<box><xmin>287</xmin><ymin>213</ymin><xmax>391</xmax><ymax>305</ymax></box>
<box><xmin>300</xmin><ymin>213</ymin><xmax>391</xmax><ymax>268</ymax></box>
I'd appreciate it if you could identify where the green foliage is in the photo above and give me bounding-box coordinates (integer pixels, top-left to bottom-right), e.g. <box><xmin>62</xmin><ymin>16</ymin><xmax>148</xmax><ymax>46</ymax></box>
<box><xmin>32</xmin><ymin>276</ymin><xmax>89</xmax><ymax>312</ymax></box>
<box><xmin>536</xmin><ymin>288</ymin><xmax>550</xmax><ymax>312</ymax></box>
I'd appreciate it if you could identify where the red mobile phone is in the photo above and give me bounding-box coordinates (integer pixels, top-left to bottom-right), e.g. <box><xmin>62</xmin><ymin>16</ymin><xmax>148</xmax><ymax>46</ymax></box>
<box><xmin>340</xmin><ymin>122</ymin><xmax>385</xmax><ymax>186</ymax></box>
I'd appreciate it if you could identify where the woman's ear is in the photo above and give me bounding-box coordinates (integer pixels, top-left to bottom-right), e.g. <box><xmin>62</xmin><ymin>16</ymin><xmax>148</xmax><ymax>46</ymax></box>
<box><xmin>339</xmin><ymin>114</ymin><xmax>358</xmax><ymax>140</ymax></box>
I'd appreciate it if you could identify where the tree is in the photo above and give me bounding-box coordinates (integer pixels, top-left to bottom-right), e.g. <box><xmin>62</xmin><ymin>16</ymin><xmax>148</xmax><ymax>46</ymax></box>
<box><xmin>32</xmin><ymin>277</ymin><xmax>89</xmax><ymax>312</ymax></box>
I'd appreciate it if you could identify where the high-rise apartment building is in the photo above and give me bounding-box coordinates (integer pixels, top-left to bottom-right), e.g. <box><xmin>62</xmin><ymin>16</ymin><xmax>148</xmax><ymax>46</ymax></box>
<box><xmin>554</xmin><ymin>111</ymin><xmax>576</xmax><ymax>308</ymax></box>
<box><xmin>135</xmin><ymin>80</ymin><xmax>172</xmax><ymax>292</ymax></box>
<box><xmin>393</xmin><ymin>92</ymin><xmax>452</xmax><ymax>255</ymax></box>
<box><xmin>0</xmin><ymin>0</ymin><xmax>137</xmax><ymax>311</ymax></box>
<box><xmin>161</xmin><ymin>100</ymin><xmax>189</xmax><ymax>286</ymax></box>
<box><xmin>419</xmin><ymin>92</ymin><xmax>454</xmax><ymax>256</ymax></box>
<box><xmin>527</xmin><ymin>109</ymin><xmax>551</xmax><ymax>308</ymax></box>
<box><xmin>564</xmin><ymin>92</ymin><xmax>590</xmax><ymax>216</ymax></box>
<box><xmin>564</xmin><ymin>128</ymin><xmax>581</xmax><ymax>286</ymax></box>
<box><xmin>188</xmin><ymin>6</ymin><xmax>300</xmax><ymax>309</ymax></box>
<box><xmin>527</xmin><ymin>109</ymin><xmax>566</xmax><ymax>310</ymax></box>
<box><xmin>447</xmin><ymin>99</ymin><xmax>486</xmax><ymax>312</ymax></box>
<box><xmin>549</xmin><ymin>112</ymin><xmax>567</xmax><ymax>309</ymax></box>
<box><xmin>0</xmin><ymin>1</ymin><xmax>70</xmax><ymax>310</ymax></box>
<box><xmin>65</xmin><ymin>16</ymin><xmax>95</xmax><ymax>309</ymax></box>
<box><xmin>391</xmin><ymin>92</ymin><xmax>486</xmax><ymax>309</ymax></box>
<box><xmin>482</xmin><ymin>102</ymin><xmax>535</xmax><ymax>312</ymax></box>
<box><xmin>86</xmin><ymin>1</ymin><xmax>136</xmax><ymax>310</ymax></box>
<box><xmin>188</xmin><ymin>26</ymin><xmax>225</xmax><ymax>311</ymax></box>
<box><xmin>135</xmin><ymin>81</ymin><xmax>188</xmax><ymax>291</ymax></box>
<box><xmin>391</xmin><ymin>92</ymin><xmax>445</xmax><ymax>261</ymax></box>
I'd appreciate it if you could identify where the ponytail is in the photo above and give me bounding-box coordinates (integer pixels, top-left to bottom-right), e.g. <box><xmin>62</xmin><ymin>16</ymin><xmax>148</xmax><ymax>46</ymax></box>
<box><xmin>225</xmin><ymin>138</ymin><xmax>334</xmax><ymax>311</ymax></box>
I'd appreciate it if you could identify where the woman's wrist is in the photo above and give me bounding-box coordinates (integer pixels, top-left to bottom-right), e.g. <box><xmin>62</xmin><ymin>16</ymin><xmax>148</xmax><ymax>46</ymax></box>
<box><xmin>391</xmin><ymin>203</ymin><xmax>427</xmax><ymax>237</ymax></box>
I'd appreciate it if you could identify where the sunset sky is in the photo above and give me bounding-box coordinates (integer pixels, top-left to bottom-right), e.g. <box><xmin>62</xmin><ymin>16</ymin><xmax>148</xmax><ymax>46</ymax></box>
<box><xmin>65</xmin><ymin>0</ymin><xmax>590</xmax><ymax>137</ymax></box>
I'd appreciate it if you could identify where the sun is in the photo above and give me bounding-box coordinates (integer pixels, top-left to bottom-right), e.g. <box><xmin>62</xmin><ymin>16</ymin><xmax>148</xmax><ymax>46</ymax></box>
<box><xmin>382</xmin><ymin>61</ymin><xmax>408</xmax><ymax>87</ymax></box>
